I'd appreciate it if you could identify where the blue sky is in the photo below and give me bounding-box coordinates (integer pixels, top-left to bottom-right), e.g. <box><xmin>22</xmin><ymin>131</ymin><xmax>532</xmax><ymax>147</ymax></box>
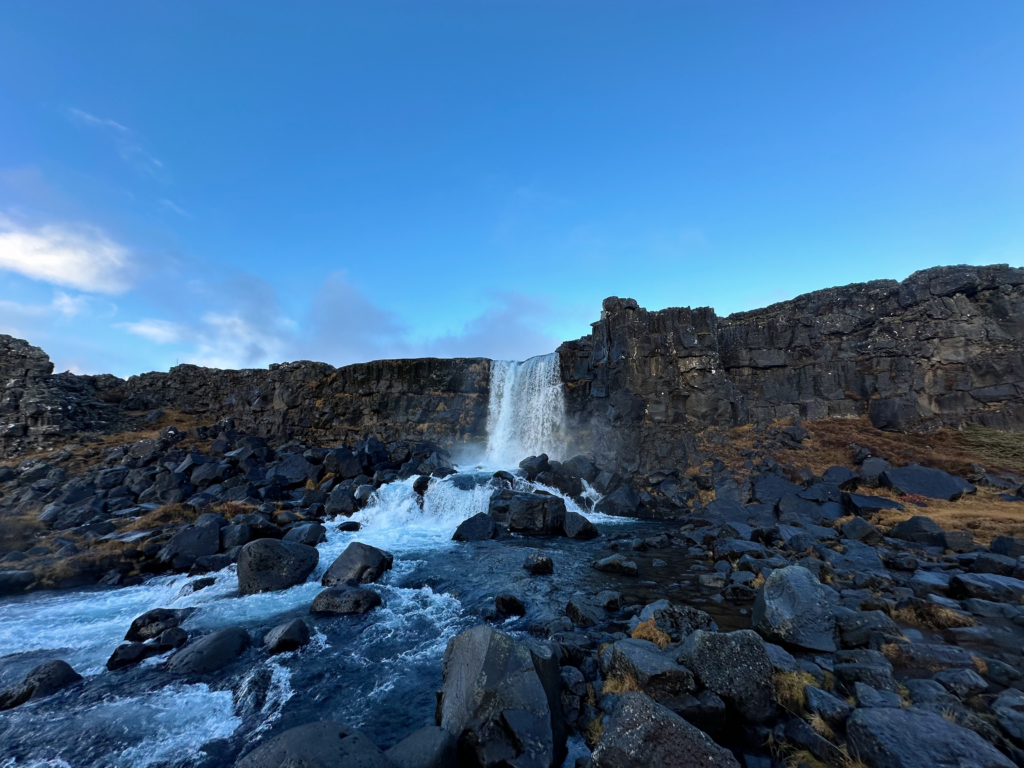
<box><xmin>0</xmin><ymin>2</ymin><xmax>1021</xmax><ymax>377</ymax></box>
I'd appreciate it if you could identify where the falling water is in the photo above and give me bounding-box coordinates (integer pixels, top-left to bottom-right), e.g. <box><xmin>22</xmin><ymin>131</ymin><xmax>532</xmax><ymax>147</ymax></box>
<box><xmin>485</xmin><ymin>353</ymin><xmax>567</xmax><ymax>467</ymax></box>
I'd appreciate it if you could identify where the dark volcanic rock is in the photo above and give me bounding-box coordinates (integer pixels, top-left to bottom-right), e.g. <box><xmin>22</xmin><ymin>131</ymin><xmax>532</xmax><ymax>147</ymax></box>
<box><xmin>264</xmin><ymin>618</ymin><xmax>311</xmax><ymax>654</ymax></box>
<box><xmin>847</xmin><ymin>707</ymin><xmax>1013</xmax><ymax>768</ymax></box>
<box><xmin>322</xmin><ymin>542</ymin><xmax>394</xmax><ymax>585</ymax></box>
<box><xmin>881</xmin><ymin>464</ymin><xmax>976</xmax><ymax>500</ymax></box>
<box><xmin>590</xmin><ymin>692</ymin><xmax>740</xmax><ymax>768</ymax></box>
<box><xmin>563</xmin><ymin>510</ymin><xmax>599</xmax><ymax>539</ymax></box>
<box><xmin>126</xmin><ymin>608</ymin><xmax>193</xmax><ymax>642</ymax></box>
<box><xmin>237</xmin><ymin>539</ymin><xmax>319</xmax><ymax>595</ymax></box>
<box><xmin>752</xmin><ymin>566</ymin><xmax>836</xmax><ymax>652</ymax></box>
<box><xmin>235</xmin><ymin>721</ymin><xmax>392</xmax><ymax>768</ymax></box>
<box><xmin>436</xmin><ymin>625</ymin><xmax>566</xmax><ymax>768</ymax></box>
<box><xmin>677</xmin><ymin>630</ymin><xmax>775</xmax><ymax>723</ymax></box>
<box><xmin>311</xmin><ymin>586</ymin><xmax>382</xmax><ymax>615</ymax></box>
<box><xmin>166</xmin><ymin>626</ymin><xmax>250</xmax><ymax>675</ymax></box>
<box><xmin>594</xmin><ymin>485</ymin><xmax>641</xmax><ymax>517</ymax></box>
<box><xmin>386</xmin><ymin>725</ymin><xmax>458</xmax><ymax>768</ymax></box>
<box><xmin>0</xmin><ymin>660</ymin><xmax>82</xmax><ymax>710</ymax></box>
<box><xmin>600</xmin><ymin>638</ymin><xmax>695</xmax><ymax>702</ymax></box>
<box><xmin>592</xmin><ymin>554</ymin><xmax>638</xmax><ymax>576</ymax></box>
<box><xmin>452</xmin><ymin>513</ymin><xmax>499</xmax><ymax>542</ymax></box>
<box><xmin>523</xmin><ymin>552</ymin><xmax>554</xmax><ymax>575</ymax></box>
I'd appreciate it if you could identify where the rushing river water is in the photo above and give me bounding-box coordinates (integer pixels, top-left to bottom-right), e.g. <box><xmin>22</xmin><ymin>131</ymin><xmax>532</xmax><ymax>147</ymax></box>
<box><xmin>0</xmin><ymin>354</ymin><xmax>733</xmax><ymax>767</ymax></box>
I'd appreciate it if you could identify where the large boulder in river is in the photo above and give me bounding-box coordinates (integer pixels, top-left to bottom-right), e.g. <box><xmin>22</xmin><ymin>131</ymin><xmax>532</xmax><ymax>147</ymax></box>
<box><xmin>505</xmin><ymin>492</ymin><xmax>567</xmax><ymax>535</ymax></box>
<box><xmin>237</xmin><ymin>539</ymin><xmax>319</xmax><ymax>595</ymax></box>
<box><xmin>235</xmin><ymin>720</ymin><xmax>393</xmax><ymax>768</ymax></box>
<box><xmin>591</xmin><ymin>692</ymin><xmax>740</xmax><ymax>768</ymax></box>
<box><xmin>752</xmin><ymin>566</ymin><xmax>836</xmax><ymax>652</ymax></box>
<box><xmin>386</xmin><ymin>725</ymin><xmax>458</xmax><ymax>768</ymax></box>
<box><xmin>0</xmin><ymin>660</ymin><xmax>82</xmax><ymax>711</ymax></box>
<box><xmin>880</xmin><ymin>464</ymin><xmax>976</xmax><ymax>501</ymax></box>
<box><xmin>311</xmin><ymin>586</ymin><xmax>382</xmax><ymax>615</ymax></box>
<box><xmin>563</xmin><ymin>511</ymin><xmax>598</xmax><ymax>539</ymax></box>
<box><xmin>157</xmin><ymin>524</ymin><xmax>220</xmax><ymax>570</ymax></box>
<box><xmin>264</xmin><ymin>618</ymin><xmax>311</xmax><ymax>654</ymax></box>
<box><xmin>322</xmin><ymin>542</ymin><xmax>393</xmax><ymax>585</ymax></box>
<box><xmin>436</xmin><ymin>625</ymin><xmax>566</xmax><ymax>768</ymax></box>
<box><xmin>846</xmin><ymin>707</ymin><xmax>1013</xmax><ymax>768</ymax></box>
<box><xmin>166</xmin><ymin>626</ymin><xmax>250</xmax><ymax>675</ymax></box>
<box><xmin>452</xmin><ymin>513</ymin><xmax>499</xmax><ymax>541</ymax></box>
<box><xmin>125</xmin><ymin>607</ymin><xmax>194</xmax><ymax>641</ymax></box>
<box><xmin>677</xmin><ymin>629</ymin><xmax>776</xmax><ymax>723</ymax></box>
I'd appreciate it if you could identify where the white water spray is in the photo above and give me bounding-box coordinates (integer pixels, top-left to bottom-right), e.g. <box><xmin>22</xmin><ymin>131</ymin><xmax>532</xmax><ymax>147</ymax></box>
<box><xmin>485</xmin><ymin>354</ymin><xmax>567</xmax><ymax>467</ymax></box>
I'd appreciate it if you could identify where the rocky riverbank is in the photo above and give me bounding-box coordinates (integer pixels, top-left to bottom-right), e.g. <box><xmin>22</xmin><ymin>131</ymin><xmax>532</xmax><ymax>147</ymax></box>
<box><xmin>3</xmin><ymin>416</ymin><xmax>1024</xmax><ymax>766</ymax></box>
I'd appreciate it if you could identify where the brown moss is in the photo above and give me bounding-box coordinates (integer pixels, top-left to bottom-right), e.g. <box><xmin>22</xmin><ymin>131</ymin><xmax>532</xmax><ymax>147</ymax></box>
<box><xmin>775</xmin><ymin>670</ymin><xmax>818</xmax><ymax>713</ymax></box>
<box><xmin>601</xmin><ymin>674</ymin><xmax>642</xmax><ymax>696</ymax></box>
<box><xmin>892</xmin><ymin>602</ymin><xmax>976</xmax><ymax>631</ymax></box>
<box><xmin>0</xmin><ymin>510</ymin><xmax>45</xmax><ymax>553</ymax></box>
<box><xmin>630</xmin><ymin>619</ymin><xmax>670</xmax><ymax>649</ymax></box>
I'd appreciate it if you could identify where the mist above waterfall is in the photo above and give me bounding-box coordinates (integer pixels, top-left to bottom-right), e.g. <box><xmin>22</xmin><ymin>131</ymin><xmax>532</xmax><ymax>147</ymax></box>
<box><xmin>484</xmin><ymin>354</ymin><xmax>567</xmax><ymax>467</ymax></box>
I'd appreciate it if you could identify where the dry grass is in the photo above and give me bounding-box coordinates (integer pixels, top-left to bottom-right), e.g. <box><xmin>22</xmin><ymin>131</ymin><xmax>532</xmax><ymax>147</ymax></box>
<box><xmin>775</xmin><ymin>670</ymin><xmax>818</xmax><ymax>713</ymax></box>
<box><xmin>630</xmin><ymin>619</ymin><xmax>670</xmax><ymax>649</ymax></box>
<box><xmin>0</xmin><ymin>509</ymin><xmax>45</xmax><ymax>554</ymax></box>
<box><xmin>972</xmin><ymin>656</ymin><xmax>989</xmax><ymax>676</ymax></box>
<box><xmin>583</xmin><ymin>715</ymin><xmax>604</xmax><ymax>749</ymax></box>
<box><xmin>601</xmin><ymin>674</ymin><xmax>642</xmax><ymax>696</ymax></box>
<box><xmin>118</xmin><ymin>503</ymin><xmax>197</xmax><ymax>532</ymax></box>
<box><xmin>807</xmin><ymin>713</ymin><xmax>835</xmax><ymax>741</ymax></box>
<box><xmin>892</xmin><ymin>601</ymin><xmax>976</xmax><ymax>631</ymax></box>
<box><xmin>872</xmin><ymin>487</ymin><xmax>1024</xmax><ymax>545</ymax></box>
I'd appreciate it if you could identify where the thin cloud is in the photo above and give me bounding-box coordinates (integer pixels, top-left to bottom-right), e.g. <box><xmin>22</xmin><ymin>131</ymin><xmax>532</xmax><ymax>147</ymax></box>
<box><xmin>160</xmin><ymin>199</ymin><xmax>190</xmax><ymax>217</ymax></box>
<box><xmin>0</xmin><ymin>216</ymin><xmax>134</xmax><ymax>294</ymax></box>
<box><xmin>68</xmin><ymin>108</ymin><xmax>129</xmax><ymax>133</ymax></box>
<box><xmin>118</xmin><ymin>318</ymin><xmax>183</xmax><ymax>344</ymax></box>
<box><xmin>68</xmin><ymin>107</ymin><xmax>165</xmax><ymax>181</ymax></box>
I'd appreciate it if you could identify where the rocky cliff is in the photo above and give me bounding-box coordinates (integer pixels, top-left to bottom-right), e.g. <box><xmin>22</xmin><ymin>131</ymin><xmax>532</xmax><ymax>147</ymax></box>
<box><xmin>558</xmin><ymin>264</ymin><xmax>1024</xmax><ymax>473</ymax></box>
<box><xmin>2</xmin><ymin>264</ymin><xmax>1021</xmax><ymax>468</ymax></box>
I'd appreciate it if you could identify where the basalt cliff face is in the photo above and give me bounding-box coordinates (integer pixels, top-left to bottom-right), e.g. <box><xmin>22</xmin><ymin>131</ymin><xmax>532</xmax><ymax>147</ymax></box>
<box><xmin>2</xmin><ymin>264</ymin><xmax>1022</xmax><ymax>468</ymax></box>
<box><xmin>558</xmin><ymin>263</ymin><xmax>1024</xmax><ymax>473</ymax></box>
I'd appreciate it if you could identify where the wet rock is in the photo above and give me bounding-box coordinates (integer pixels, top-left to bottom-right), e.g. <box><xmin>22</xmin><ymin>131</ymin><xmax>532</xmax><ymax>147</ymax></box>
<box><xmin>166</xmin><ymin>626</ymin><xmax>250</xmax><ymax>675</ymax></box>
<box><xmin>846</xmin><ymin>707</ymin><xmax>1013</xmax><ymax>768</ymax></box>
<box><xmin>563</xmin><ymin>511</ymin><xmax>599</xmax><ymax>539</ymax></box>
<box><xmin>0</xmin><ymin>660</ymin><xmax>82</xmax><ymax>710</ymax></box>
<box><xmin>235</xmin><ymin>720</ymin><xmax>392</xmax><ymax>768</ymax></box>
<box><xmin>322</xmin><ymin>542</ymin><xmax>394</xmax><ymax>585</ymax></box>
<box><xmin>126</xmin><ymin>608</ymin><xmax>193</xmax><ymax>642</ymax></box>
<box><xmin>264</xmin><ymin>618</ymin><xmax>311</xmax><ymax>654</ymax></box>
<box><xmin>494</xmin><ymin>593</ymin><xmax>526</xmax><ymax>617</ymax></box>
<box><xmin>337</xmin><ymin>520</ymin><xmax>361</xmax><ymax>532</ymax></box>
<box><xmin>677</xmin><ymin>629</ymin><xmax>775</xmax><ymax>723</ymax></box>
<box><xmin>949</xmin><ymin>572</ymin><xmax>1024</xmax><ymax>603</ymax></box>
<box><xmin>156</xmin><ymin>626</ymin><xmax>188</xmax><ymax>651</ymax></box>
<box><xmin>311</xmin><ymin>586</ymin><xmax>382</xmax><ymax>615</ymax></box>
<box><xmin>590</xmin><ymin>692</ymin><xmax>740</xmax><ymax>768</ymax></box>
<box><xmin>881</xmin><ymin>464</ymin><xmax>976</xmax><ymax>501</ymax></box>
<box><xmin>594</xmin><ymin>485</ymin><xmax>641</xmax><ymax>517</ymax></box>
<box><xmin>237</xmin><ymin>539</ymin><xmax>319</xmax><ymax>595</ymax></box>
<box><xmin>506</xmin><ymin>492</ymin><xmax>567</xmax><ymax>535</ymax></box>
<box><xmin>0</xmin><ymin>570</ymin><xmax>34</xmax><ymax>596</ymax></box>
<box><xmin>452</xmin><ymin>513</ymin><xmax>499</xmax><ymax>542</ymax></box>
<box><xmin>753</xmin><ymin>566</ymin><xmax>836</xmax><ymax>652</ymax></box>
<box><xmin>386</xmin><ymin>725</ymin><xmax>458</xmax><ymax>768</ymax></box>
<box><xmin>436</xmin><ymin>625</ymin><xmax>566</xmax><ymax>768</ymax></box>
<box><xmin>518</xmin><ymin>454</ymin><xmax>551</xmax><ymax>481</ymax></box>
<box><xmin>524</xmin><ymin>552</ymin><xmax>554</xmax><ymax>575</ymax></box>
<box><xmin>566</xmin><ymin>596</ymin><xmax>605</xmax><ymax>628</ymax></box>
<box><xmin>283</xmin><ymin>522</ymin><xmax>326</xmax><ymax>546</ymax></box>
<box><xmin>325</xmin><ymin>486</ymin><xmax>357</xmax><ymax>517</ymax></box>
<box><xmin>592</xmin><ymin>554</ymin><xmax>638</xmax><ymax>576</ymax></box>
<box><xmin>107</xmin><ymin>642</ymin><xmax>155</xmax><ymax>671</ymax></box>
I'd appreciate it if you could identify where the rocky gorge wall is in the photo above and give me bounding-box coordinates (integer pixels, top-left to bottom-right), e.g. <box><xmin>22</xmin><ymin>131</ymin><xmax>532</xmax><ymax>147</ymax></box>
<box><xmin>2</xmin><ymin>264</ymin><xmax>1022</xmax><ymax>469</ymax></box>
<box><xmin>558</xmin><ymin>264</ymin><xmax>1024</xmax><ymax>474</ymax></box>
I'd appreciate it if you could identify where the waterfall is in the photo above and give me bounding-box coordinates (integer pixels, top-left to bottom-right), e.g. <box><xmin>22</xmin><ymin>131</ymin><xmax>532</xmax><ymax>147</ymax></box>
<box><xmin>484</xmin><ymin>353</ymin><xmax>567</xmax><ymax>467</ymax></box>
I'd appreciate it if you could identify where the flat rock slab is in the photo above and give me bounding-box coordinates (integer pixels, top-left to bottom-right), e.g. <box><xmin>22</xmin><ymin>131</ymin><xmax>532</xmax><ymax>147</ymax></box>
<box><xmin>881</xmin><ymin>464</ymin><xmax>976</xmax><ymax>501</ymax></box>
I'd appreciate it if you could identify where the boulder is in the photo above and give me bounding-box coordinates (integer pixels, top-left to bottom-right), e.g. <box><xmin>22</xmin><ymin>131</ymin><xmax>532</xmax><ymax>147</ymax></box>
<box><xmin>494</xmin><ymin>593</ymin><xmax>526</xmax><ymax>617</ymax></box>
<box><xmin>523</xmin><ymin>552</ymin><xmax>554</xmax><ymax>575</ymax></box>
<box><xmin>990</xmin><ymin>536</ymin><xmax>1024</xmax><ymax>559</ymax></box>
<box><xmin>565</xmin><ymin>596</ymin><xmax>605</xmax><ymax>628</ymax></box>
<box><xmin>880</xmin><ymin>642</ymin><xmax>976</xmax><ymax>676</ymax></box>
<box><xmin>677</xmin><ymin>630</ymin><xmax>775</xmax><ymax>723</ymax></box>
<box><xmin>237</xmin><ymin>539</ymin><xmax>319</xmax><ymax>595</ymax></box>
<box><xmin>752</xmin><ymin>566</ymin><xmax>836</xmax><ymax>652</ymax></box>
<box><xmin>436</xmin><ymin>625</ymin><xmax>566</xmax><ymax>768</ymax></box>
<box><xmin>235</xmin><ymin>721</ymin><xmax>392</xmax><ymax>768</ymax></box>
<box><xmin>266</xmin><ymin>454</ymin><xmax>322</xmax><ymax>489</ymax></box>
<box><xmin>158</xmin><ymin>524</ymin><xmax>220</xmax><ymax>569</ymax></box>
<box><xmin>590</xmin><ymin>692</ymin><xmax>740</xmax><ymax>768</ymax></box>
<box><xmin>881</xmin><ymin>464</ymin><xmax>976</xmax><ymax>501</ymax></box>
<box><xmin>949</xmin><ymin>573</ymin><xmax>1024</xmax><ymax>603</ymax></box>
<box><xmin>842</xmin><ymin>491</ymin><xmax>904</xmax><ymax>516</ymax></box>
<box><xmin>311</xmin><ymin>586</ymin><xmax>382</xmax><ymax>615</ymax></box>
<box><xmin>841</xmin><ymin>516</ymin><xmax>882</xmax><ymax>545</ymax></box>
<box><xmin>0</xmin><ymin>570</ymin><xmax>34</xmax><ymax>596</ymax></box>
<box><xmin>505</xmin><ymin>493</ymin><xmax>567</xmax><ymax>535</ymax></box>
<box><xmin>592</xmin><ymin>554</ymin><xmax>638</xmax><ymax>576</ymax></box>
<box><xmin>452</xmin><ymin>513</ymin><xmax>499</xmax><ymax>542</ymax></box>
<box><xmin>283</xmin><ymin>522</ymin><xmax>327</xmax><ymax>546</ymax></box>
<box><xmin>107</xmin><ymin>642</ymin><xmax>155</xmax><ymax>671</ymax></box>
<box><xmin>518</xmin><ymin>454</ymin><xmax>551</xmax><ymax>480</ymax></box>
<box><xmin>805</xmin><ymin>686</ymin><xmax>852</xmax><ymax>729</ymax></box>
<box><xmin>638</xmin><ymin>600</ymin><xmax>715</xmax><ymax>642</ymax></box>
<box><xmin>264</xmin><ymin>618</ymin><xmax>311</xmax><ymax>654</ymax></box>
<box><xmin>563</xmin><ymin>511</ymin><xmax>599</xmax><ymax>539</ymax></box>
<box><xmin>0</xmin><ymin>660</ymin><xmax>82</xmax><ymax>710</ymax></box>
<box><xmin>325</xmin><ymin>486</ymin><xmax>357</xmax><ymax>517</ymax></box>
<box><xmin>126</xmin><ymin>608</ymin><xmax>193</xmax><ymax>642</ymax></box>
<box><xmin>561</xmin><ymin>455</ymin><xmax>599</xmax><ymax>483</ymax></box>
<box><xmin>600</xmin><ymin>638</ymin><xmax>695</xmax><ymax>702</ymax></box>
<box><xmin>889</xmin><ymin>516</ymin><xmax>943</xmax><ymax>545</ymax></box>
<box><xmin>386</xmin><ymin>725</ymin><xmax>458</xmax><ymax>768</ymax></box>
<box><xmin>166</xmin><ymin>626</ymin><xmax>250</xmax><ymax>675</ymax></box>
<box><xmin>594</xmin><ymin>486</ymin><xmax>641</xmax><ymax>517</ymax></box>
<box><xmin>322</xmin><ymin>542</ymin><xmax>394</xmax><ymax>585</ymax></box>
<box><xmin>846</xmin><ymin>707</ymin><xmax>1013</xmax><ymax>768</ymax></box>
<box><xmin>324</xmin><ymin>447</ymin><xmax>364</xmax><ymax>479</ymax></box>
